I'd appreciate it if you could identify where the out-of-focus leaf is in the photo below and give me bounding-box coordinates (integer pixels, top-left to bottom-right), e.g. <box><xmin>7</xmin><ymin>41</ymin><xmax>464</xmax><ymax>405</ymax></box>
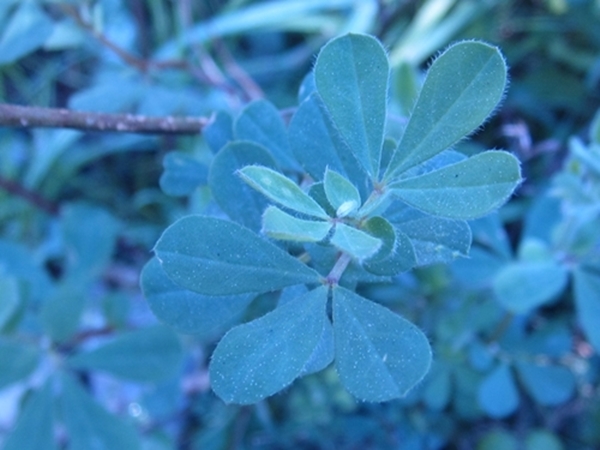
<box><xmin>573</xmin><ymin>268</ymin><xmax>600</xmax><ymax>352</ymax></box>
<box><xmin>40</xmin><ymin>282</ymin><xmax>85</xmax><ymax>344</ymax></box>
<box><xmin>330</xmin><ymin>223</ymin><xmax>381</xmax><ymax>261</ymax></box>
<box><xmin>0</xmin><ymin>338</ymin><xmax>40</xmax><ymax>390</ymax></box>
<box><xmin>477</xmin><ymin>364</ymin><xmax>519</xmax><ymax>418</ymax></box>
<box><xmin>262</xmin><ymin>206</ymin><xmax>332</xmax><ymax>242</ymax></box>
<box><xmin>516</xmin><ymin>362</ymin><xmax>575</xmax><ymax>406</ymax></box>
<box><xmin>0</xmin><ymin>274</ymin><xmax>20</xmax><ymax>330</ymax></box>
<box><xmin>204</xmin><ymin>111</ymin><xmax>233</xmax><ymax>153</ymax></box>
<box><xmin>159</xmin><ymin>151</ymin><xmax>207</xmax><ymax>196</ymax></box>
<box><xmin>67</xmin><ymin>326</ymin><xmax>183</xmax><ymax>383</ymax></box>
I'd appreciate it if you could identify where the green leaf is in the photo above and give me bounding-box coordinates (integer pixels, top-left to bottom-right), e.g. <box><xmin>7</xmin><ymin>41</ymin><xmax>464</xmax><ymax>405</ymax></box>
<box><xmin>387</xmin><ymin>205</ymin><xmax>471</xmax><ymax>266</ymax></box>
<box><xmin>385</xmin><ymin>41</ymin><xmax>508</xmax><ymax>180</ymax></box>
<box><xmin>330</xmin><ymin>223</ymin><xmax>381</xmax><ymax>261</ymax></box>
<box><xmin>0</xmin><ymin>2</ymin><xmax>54</xmax><ymax>65</ymax></box>
<box><xmin>0</xmin><ymin>274</ymin><xmax>20</xmax><ymax>330</ymax></box>
<box><xmin>159</xmin><ymin>151</ymin><xmax>207</xmax><ymax>196</ymax></box>
<box><xmin>61</xmin><ymin>203</ymin><xmax>120</xmax><ymax>281</ymax></box>
<box><xmin>2</xmin><ymin>381</ymin><xmax>57</xmax><ymax>450</ymax></box>
<box><xmin>299</xmin><ymin>318</ymin><xmax>334</xmax><ymax>377</ymax></box>
<box><xmin>40</xmin><ymin>282</ymin><xmax>85</xmax><ymax>343</ymax></box>
<box><xmin>141</xmin><ymin>258</ymin><xmax>254</xmax><ymax>336</ymax></box>
<box><xmin>204</xmin><ymin>110</ymin><xmax>233</xmax><ymax>153</ymax></box>
<box><xmin>332</xmin><ymin>287</ymin><xmax>431</xmax><ymax>401</ymax></box>
<box><xmin>390</xmin><ymin>151</ymin><xmax>521</xmax><ymax>219</ymax></box>
<box><xmin>493</xmin><ymin>261</ymin><xmax>568</xmax><ymax>314</ymax></box>
<box><xmin>59</xmin><ymin>373</ymin><xmax>140</xmax><ymax>450</ymax></box>
<box><xmin>234</xmin><ymin>99</ymin><xmax>299</xmax><ymax>171</ymax></box>
<box><xmin>67</xmin><ymin>326</ymin><xmax>183</xmax><ymax>383</ymax></box>
<box><xmin>573</xmin><ymin>269</ymin><xmax>600</xmax><ymax>352</ymax></box>
<box><xmin>323</xmin><ymin>168</ymin><xmax>361</xmax><ymax>217</ymax></box>
<box><xmin>289</xmin><ymin>93</ymin><xmax>370</xmax><ymax>197</ymax></box>
<box><xmin>262</xmin><ymin>206</ymin><xmax>332</xmax><ymax>242</ymax></box>
<box><xmin>210</xmin><ymin>286</ymin><xmax>329</xmax><ymax>404</ymax></box>
<box><xmin>477</xmin><ymin>364</ymin><xmax>519</xmax><ymax>418</ymax></box>
<box><xmin>208</xmin><ymin>141</ymin><xmax>277</xmax><ymax>232</ymax></box>
<box><xmin>362</xmin><ymin>216</ymin><xmax>396</xmax><ymax>262</ymax></box>
<box><xmin>515</xmin><ymin>362</ymin><xmax>575</xmax><ymax>406</ymax></box>
<box><xmin>238</xmin><ymin>165</ymin><xmax>329</xmax><ymax>219</ymax></box>
<box><xmin>363</xmin><ymin>229</ymin><xmax>416</xmax><ymax>276</ymax></box>
<box><xmin>315</xmin><ymin>33</ymin><xmax>388</xmax><ymax>179</ymax></box>
<box><xmin>154</xmin><ymin>216</ymin><xmax>321</xmax><ymax>295</ymax></box>
<box><xmin>0</xmin><ymin>338</ymin><xmax>40</xmax><ymax>390</ymax></box>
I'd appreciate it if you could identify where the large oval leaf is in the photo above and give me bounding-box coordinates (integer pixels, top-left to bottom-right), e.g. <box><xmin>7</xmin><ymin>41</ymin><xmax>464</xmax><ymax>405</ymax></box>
<box><xmin>315</xmin><ymin>33</ymin><xmax>388</xmax><ymax>180</ymax></box>
<box><xmin>154</xmin><ymin>216</ymin><xmax>321</xmax><ymax>295</ymax></box>
<box><xmin>209</xmin><ymin>286</ymin><xmax>329</xmax><ymax>404</ymax></box>
<box><xmin>332</xmin><ymin>287</ymin><xmax>431</xmax><ymax>401</ymax></box>
<box><xmin>141</xmin><ymin>258</ymin><xmax>254</xmax><ymax>336</ymax></box>
<box><xmin>385</xmin><ymin>41</ymin><xmax>507</xmax><ymax>180</ymax></box>
<box><xmin>390</xmin><ymin>151</ymin><xmax>521</xmax><ymax>220</ymax></box>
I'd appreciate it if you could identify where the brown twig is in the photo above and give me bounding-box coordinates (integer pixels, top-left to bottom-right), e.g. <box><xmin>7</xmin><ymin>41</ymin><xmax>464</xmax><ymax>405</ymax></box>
<box><xmin>0</xmin><ymin>175</ymin><xmax>59</xmax><ymax>215</ymax></box>
<box><xmin>0</xmin><ymin>103</ymin><xmax>209</xmax><ymax>135</ymax></box>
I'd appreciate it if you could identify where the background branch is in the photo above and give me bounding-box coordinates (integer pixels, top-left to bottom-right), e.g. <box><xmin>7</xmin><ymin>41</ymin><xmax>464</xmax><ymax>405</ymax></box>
<box><xmin>0</xmin><ymin>103</ymin><xmax>209</xmax><ymax>135</ymax></box>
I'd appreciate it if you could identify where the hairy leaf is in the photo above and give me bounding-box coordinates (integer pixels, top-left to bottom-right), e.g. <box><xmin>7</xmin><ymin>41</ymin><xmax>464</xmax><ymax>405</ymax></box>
<box><xmin>262</xmin><ymin>206</ymin><xmax>332</xmax><ymax>242</ymax></box>
<box><xmin>154</xmin><ymin>216</ymin><xmax>321</xmax><ymax>295</ymax></box>
<box><xmin>210</xmin><ymin>286</ymin><xmax>329</xmax><ymax>404</ymax></box>
<box><xmin>333</xmin><ymin>287</ymin><xmax>431</xmax><ymax>401</ymax></box>
<box><xmin>330</xmin><ymin>223</ymin><xmax>381</xmax><ymax>261</ymax></box>
<box><xmin>324</xmin><ymin>168</ymin><xmax>361</xmax><ymax>217</ymax></box>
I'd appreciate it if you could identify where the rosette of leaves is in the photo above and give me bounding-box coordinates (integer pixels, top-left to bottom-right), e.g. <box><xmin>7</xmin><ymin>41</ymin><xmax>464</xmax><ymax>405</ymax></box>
<box><xmin>142</xmin><ymin>33</ymin><xmax>521</xmax><ymax>404</ymax></box>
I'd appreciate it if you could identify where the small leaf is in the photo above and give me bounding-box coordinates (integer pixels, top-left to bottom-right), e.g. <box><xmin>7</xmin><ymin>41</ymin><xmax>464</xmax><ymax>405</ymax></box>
<box><xmin>385</xmin><ymin>41</ymin><xmax>508</xmax><ymax>180</ymax></box>
<box><xmin>239</xmin><ymin>165</ymin><xmax>329</xmax><ymax>219</ymax></box>
<box><xmin>141</xmin><ymin>258</ymin><xmax>254</xmax><ymax>336</ymax></box>
<box><xmin>323</xmin><ymin>168</ymin><xmax>361</xmax><ymax>217</ymax></box>
<box><xmin>330</xmin><ymin>223</ymin><xmax>381</xmax><ymax>261</ymax></box>
<box><xmin>315</xmin><ymin>33</ymin><xmax>388</xmax><ymax>179</ymax></box>
<box><xmin>2</xmin><ymin>382</ymin><xmax>57</xmax><ymax>450</ymax></box>
<box><xmin>67</xmin><ymin>326</ymin><xmax>183</xmax><ymax>383</ymax></box>
<box><xmin>0</xmin><ymin>338</ymin><xmax>40</xmax><ymax>390</ymax></box>
<box><xmin>390</xmin><ymin>151</ymin><xmax>521</xmax><ymax>219</ymax></box>
<box><xmin>159</xmin><ymin>151</ymin><xmax>208</xmax><ymax>196</ymax></box>
<box><xmin>210</xmin><ymin>286</ymin><xmax>329</xmax><ymax>404</ymax></box>
<box><xmin>209</xmin><ymin>141</ymin><xmax>277</xmax><ymax>232</ymax></box>
<box><xmin>493</xmin><ymin>261</ymin><xmax>568</xmax><ymax>314</ymax></box>
<box><xmin>573</xmin><ymin>269</ymin><xmax>600</xmax><ymax>352</ymax></box>
<box><xmin>515</xmin><ymin>362</ymin><xmax>575</xmax><ymax>406</ymax></box>
<box><xmin>333</xmin><ymin>287</ymin><xmax>432</xmax><ymax>401</ymax></box>
<box><xmin>362</xmin><ymin>216</ymin><xmax>396</xmax><ymax>262</ymax></box>
<box><xmin>154</xmin><ymin>216</ymin><xmax>321</xmax><ymax>295</ymax></box>
<box><xmin>289</xmin><ymin>94</ymin><xmax>370</xmax><ymax>197</ymax></box>
<box><xmin>477</xmin><ymin>364</ymin><xmax>519</xmax><ymax>418</ymax></box>
<box><xmin>262</xmin><ymin>206</ymin><xmax>332</xmax><ymax>242</ymax></box>
<box><xmin>363</xmin><ymin>229</ymin><xmax>416</xmax><ymax>276</ymax></box>
<box><xmin>204</xmin><ymin>110</ymin><xmax>233</xmax><ymax>153</ymax></box>
<box><xmin>60</xmin><ymin>373</ymin><xmax>140</xmax><ymax>450</ymax></box>
<box><xmin>235</xmin><ymin>99</ymin><xmax>299</xmax><ymax>171</ymax></box>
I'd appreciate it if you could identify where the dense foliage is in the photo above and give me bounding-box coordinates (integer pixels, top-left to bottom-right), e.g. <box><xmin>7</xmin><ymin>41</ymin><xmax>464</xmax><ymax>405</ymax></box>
<box><xmin>1</xmin><ymin>1</ymin><xmax>600</xmax><ymax>449</ymax></box>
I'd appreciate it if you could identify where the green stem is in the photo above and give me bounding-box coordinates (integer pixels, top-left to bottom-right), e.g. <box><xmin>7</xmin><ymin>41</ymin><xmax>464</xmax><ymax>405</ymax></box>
<box><xmin>325</xmin><ymin>252</ymin><xmax>352</xmax><ymax>286</ymax></box>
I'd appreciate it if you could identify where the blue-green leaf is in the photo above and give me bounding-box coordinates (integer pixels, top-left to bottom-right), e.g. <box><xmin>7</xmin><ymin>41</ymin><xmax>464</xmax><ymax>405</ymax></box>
<box><xmin>515</xmin><ymin>362</ymin><xmax>575</xmax><ymax>406</ymax></box>
<box><xmin>159</xmin><ymin>151</ymin><xmax>207</xmax><ymax>196</ymax></box>
<box><xmin>204</xmin><ymin>110</ymin><xmax>233</xmax><ymax>153</ymax></box>
<box><xmin>0</xmin><ymin>274</ymin><xmax>20</xmax><ymax>330</ymax></box>
<box><xmin>390</xmin><ymin>151</ymin><xmax>521</xmax><ymax>219</ymax></box>
<box><xmin>209</xmin><ymin>141</ymin><xmax>277</xmax><ymax>232</ymax></box>
<box><xmin>289</xmin><ymin>94</ymin><xmax>370</xmax><ymax>198</ymax></box>
<box><xmin>493</xmin><ymin>261</ymin><xmax>568</xmax><ymax>314</ymax></box>
<box><xmin>422</xmin><ymin>365</ymin><xmax>452</xmax><ymax>411</ymax></box>
<box><xmin>59</xmin><ymin>373</ymin><xmax>140</xmax><ymax>450</ymax></box>
<box><xmin>363</xmin><ymin>229</ymin><xmax>416</xmax><ymax>276</ymax></box>
<box><xmin>154</xmin><ymin>216</ymin><xmax>321</xmax><ymax>295</ymax></box>
<box><xmin>2</xmin><ymin>382</ymin><xmax>56</xmax><ymax>450</ymax></box>
<box><xmin>385</xmin><ymin>41</ymin><xmax>508</xmax><ymax>180</ymax></box>
<box><xmin>210</xmin><ymin>286</ymin><xmax>329</xmax><ymax>404</ymax></box>
<box><xmin>67</xmin><ymin>326</ymin><xmax>183</xmax><ymax>383</ymax></box>
<box><xmin>573</xmin><ymin>269</ymin><xmax>600</xmax><ymax>352</ymax></box>
<box><xmin>477</xmin><ymin>364</ymin><xmax>519</xmax><ymax>418</ymax></box>
<box><xmin>235</xmin><ymin>99</ymin><xmax>299</xmax><ymax>171</ymax></box>
<box><xmin>332</xmin><ymin>287</ymin><xmax>431</xmax><ymax>401</ymax></box>
<box><xmin>141</xmin><ymin>258</ymin><xmax>254</xmax><ymax>336</ymax></box>
<box><xmin>0</xmin><ymin>338</ymin><xmax>40</xmax><ymax>390</ymax></box>
<box><xmin>324</xmin><ymin>168</ymin><xmax>361</xmax><ymax>217</ymax></box>
<box><xmin>315</xmin><ymin>33</ymin><xmax>388</xmax><ymax>179</ymax></box>
<box><xmin>330</xmin><ymin>223</ymin><xmax>381</xmax><ymax>262</ymax></box>
<box><xmin>262</xmin><ymin>206</ymin><xmax>332</xmax><ymax>242</ymax></box>
<box><xmin>40</xmin><ymin>282</ymin><xmax>85</xmax><ymax>343</ymax></box>
<box><xmin>239</xmin><ymin>165</ymin><xmax>329</xmax><ymax>219</ymax></box>
<box><xmin>299</xmin><ymin>318</ymin><xmax>334</xmax><ymax>377</ymax></box>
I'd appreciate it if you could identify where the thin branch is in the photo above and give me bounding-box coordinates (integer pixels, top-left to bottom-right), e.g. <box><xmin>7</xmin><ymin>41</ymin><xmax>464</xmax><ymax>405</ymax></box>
<box><xmin>0</xmin><ymin>103</ymin><xmax>209</xmax><ymax>135</ymax></box>
<box><xmin>0</xmin><ymin>175</ymin><xmax>59</xmax><ymax>215</ymax></box>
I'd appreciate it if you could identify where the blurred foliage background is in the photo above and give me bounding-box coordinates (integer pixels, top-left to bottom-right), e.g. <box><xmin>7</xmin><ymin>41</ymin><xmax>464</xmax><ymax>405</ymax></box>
<box><xmin>1</xmin><ymin>0</ymin><xmax>600</xmax><ymax>449</ymax></box>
